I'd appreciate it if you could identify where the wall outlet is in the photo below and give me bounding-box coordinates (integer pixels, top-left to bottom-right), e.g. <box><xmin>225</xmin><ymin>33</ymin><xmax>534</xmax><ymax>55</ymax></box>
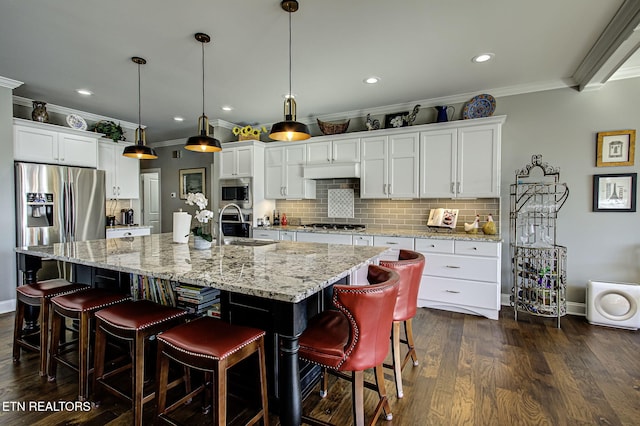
<box><xmin>170</xmin><ymin>192</ymin><xmax>177</xmax><ymax>198</ymax></box>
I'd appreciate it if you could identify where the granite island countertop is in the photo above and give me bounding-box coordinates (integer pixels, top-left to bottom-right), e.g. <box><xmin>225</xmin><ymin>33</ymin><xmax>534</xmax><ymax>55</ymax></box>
<box><xmin>256</xmin><ymin>226</ymin><xmax>503</xmax><ymax>243</ymax></box>
<box><xmin>15</xmin><ymin>233</ymin><xmax>390</xmax><ymax>303</ymax></box>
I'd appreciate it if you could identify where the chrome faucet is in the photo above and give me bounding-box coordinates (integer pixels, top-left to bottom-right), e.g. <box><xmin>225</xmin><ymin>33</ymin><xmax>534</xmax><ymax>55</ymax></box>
<box><xmin>217</xmin><ymin>203</ymin><xmax>245</xmax><ymax>246</ymax></box>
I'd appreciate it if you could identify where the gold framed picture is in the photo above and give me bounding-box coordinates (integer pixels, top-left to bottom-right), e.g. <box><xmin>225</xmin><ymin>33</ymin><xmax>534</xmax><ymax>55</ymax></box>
<box><xmin>596</xmin><ymin>130</ymin><xmax>635</xmax><ymax>167</ymax></box>
<box><xmin>179</xmin><ymin>168</ymin><xmax>206</xmax><ymax>199</ymax></box>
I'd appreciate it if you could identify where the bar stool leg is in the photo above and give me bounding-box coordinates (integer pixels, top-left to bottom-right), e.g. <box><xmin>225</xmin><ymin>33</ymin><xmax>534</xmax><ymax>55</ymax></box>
<box><xmin>155</xmin><ymin>346</ymin><xmax>170</xmax><ymax>419</ymax></box>
<box><xmin>13</xmin><ymin>300</ymin><xmax>26</xmax><ymax>363</ymax></box>
<box><xmin>78</xmin><ymin>313</ymin><xmax>90</xmax><ymax>401</ymax></box>
<box><xmin>47</xmin><ymin>310</ymin><xmax>63</xmax><ymax>382</ymax></box>
<box><xmin>92</xmin><ymin>322</ymin><xmax>107</xmax><ymax>406</ymax></box>
<box><xmin>391</xmin><ymin>321</ymin><xmax>404</xmax><ymax>398</ymax></box>
<box><xmin>404</xmin><ymin>319</ymin><xmax>418</xmax><ymax>367</ymax></box>
<box><xmin>38</xmin><ymin>298</ymin><xmax>50</xmax><ymax>377</ymax></box>
<box><xmin>133</xmin><ymin>332</ymin><xmax>145</xmax><ymax>426</ymax></box>
<box><xmin>215</xmin><ymin>361</ymin><xmax>226</xmax><ymax>426</ymax></box>
<box><xmin>257</xmin><ymin>340</ymin><xmax>269</xmax><ymax>426</ymax></box>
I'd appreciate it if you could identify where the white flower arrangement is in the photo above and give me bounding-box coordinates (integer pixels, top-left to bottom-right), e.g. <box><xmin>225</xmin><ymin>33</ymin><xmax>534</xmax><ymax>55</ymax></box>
<box><xmin>185</xmin><ymin>192</ymin><xmax>214</xmax><ymax>241</ymax></box>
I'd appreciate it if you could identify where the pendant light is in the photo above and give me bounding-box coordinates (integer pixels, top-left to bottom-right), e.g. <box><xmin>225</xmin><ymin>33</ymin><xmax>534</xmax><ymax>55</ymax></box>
<box><xmin>269</xmin><ymin>0</ymin><xmax>310</xmax><ymax>141</ymax></box>
<box><xmin>185</xmin><ymin>32</ymin><xmax>222</xmax><ymax>152</ymax></box>
<box><xmin>123</xmin><ymin>57</ymin><xmax>158</xmax><ymax>159</ymax></box>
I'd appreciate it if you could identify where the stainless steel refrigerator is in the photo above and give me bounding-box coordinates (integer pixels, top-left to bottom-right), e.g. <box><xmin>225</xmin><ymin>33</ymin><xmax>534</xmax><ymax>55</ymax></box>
<box><xmin>15</xmin><ymin>162</ymin><xmax>106</xmax><ymax>248</ymax></box>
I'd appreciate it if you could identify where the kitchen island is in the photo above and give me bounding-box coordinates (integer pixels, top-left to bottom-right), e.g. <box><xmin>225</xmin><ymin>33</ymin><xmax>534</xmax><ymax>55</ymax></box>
<box><xmin>15</xmin><ymin>233</ymin><xmax>390</xmax><ymax>426</ymax></box>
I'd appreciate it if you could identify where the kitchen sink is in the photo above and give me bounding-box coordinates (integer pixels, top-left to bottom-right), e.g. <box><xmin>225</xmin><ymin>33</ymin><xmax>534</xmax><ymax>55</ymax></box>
<box><xmin>225</xmin><ymin>239</ymin><xmax>278</xmax><ymax>247</ymax></box>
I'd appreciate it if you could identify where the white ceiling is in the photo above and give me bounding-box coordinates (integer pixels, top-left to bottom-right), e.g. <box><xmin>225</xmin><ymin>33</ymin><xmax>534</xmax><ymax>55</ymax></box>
<box><xmin>1</xmin><ymin>0</ymin><xmax>639</xmax><ymax>142</ymax></box>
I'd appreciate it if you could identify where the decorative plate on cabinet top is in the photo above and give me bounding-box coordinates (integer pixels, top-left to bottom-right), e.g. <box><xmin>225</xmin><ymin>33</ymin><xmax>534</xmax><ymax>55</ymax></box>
<box><xmin>66</xmin><ymin>114</ymin><xmax>87</xmax><ymax>131</ymax></box>
<box><xmin>462</xmin><ymin>94</ymin><xmax>496</xmax><ymax>119</ymax></box>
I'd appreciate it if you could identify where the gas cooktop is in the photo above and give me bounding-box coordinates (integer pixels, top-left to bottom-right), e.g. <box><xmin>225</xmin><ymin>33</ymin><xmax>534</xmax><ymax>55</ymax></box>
<box><xmin>302</xmin><ymin>223</ymin><xmax>366</xmax><ymax>231</ymax></box>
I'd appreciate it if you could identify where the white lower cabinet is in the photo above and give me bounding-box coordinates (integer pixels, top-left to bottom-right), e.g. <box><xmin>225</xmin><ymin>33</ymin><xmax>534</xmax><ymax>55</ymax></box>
<box><xmin>106</xmin><ymin>227</ymin><xmax>151</xmax><ymax>239</ymax></box>
<box><xmin>372</xmin><ymin>236</ymin><xmax>414</xmax><ymax>261</ymax></box>
<box><xmin>278</xmin><ymin>230</ymin><xmax>296</xmax><ymax>241</ymax></box>
<box><xmin>296</xmin><ymin>232</ymin><xmax>352</xmax><ymax>245</ymax></box>
<box><xmin>253</xmin><ymin>229</ymin><xmax>280</xmax><ymax>240</ymax></box>
<box><xmin>415</xmin><ymin>238</ymin><xmax>501</xmax><ymax>320</ymax></box>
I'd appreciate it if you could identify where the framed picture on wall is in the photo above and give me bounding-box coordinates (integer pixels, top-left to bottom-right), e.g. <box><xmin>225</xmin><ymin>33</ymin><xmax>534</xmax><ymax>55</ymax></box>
<box><xmin>179</xmin><ymin>168</ymin><xmax>206</xmax><ymax>199</ymax></box>
<box><xmin>592</xmin><ymin>173</ymin><xmax>637</xmax><ymax>212</ymax></box>
<box><xmin>596</xmin><ymin>130</ymin><xmax>635</xmax><ymax>167</ymax></box>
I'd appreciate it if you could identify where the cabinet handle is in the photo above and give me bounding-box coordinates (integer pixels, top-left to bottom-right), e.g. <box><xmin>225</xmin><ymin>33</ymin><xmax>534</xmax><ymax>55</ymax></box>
<box><xmin>386</xmin><ymin>242</ymin><xmax>398</xmax><ymax>245</ymax></box>
<box><xmin>450</xmin><ymin>182</ymin><xmax>455</xmax><ymax>193</ymax></box>
<box><xmin>445</xmin><ymin>290</ymin><xmax>461</xmax><ymax>294</ymax></box>
<box><xmin>445</xmin><ymin>265</ymin><xmax>461</xmax><ymax>269</ymax></box>
<box><xmin>470</xmin><ymin>247</ymin><xmax>478</xmax><ymax>250</ymax></box>
<box><xmin>113</xmin><ymin>186</ymin><xmax>117</xmax><ymax>196</ymax></box>
<box><xmin>327</xmin><ymin>158</ymin><xmax>331</xmax><ymax>162</ymax></box>
<box><xmin>124</xmin><ymin>232</ymin><xmax>132</xmax><ymax>236</ymax></box>
<box><xmin>430</xmin><ymin>244</ymin><xmax>436</xmax><ymax>247</ymax></box>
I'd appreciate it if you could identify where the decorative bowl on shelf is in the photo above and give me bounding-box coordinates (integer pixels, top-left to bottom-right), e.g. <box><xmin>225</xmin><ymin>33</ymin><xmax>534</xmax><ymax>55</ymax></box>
<box><xmin>317</xmin><ymin>118</ymin><xmax>350</xmax><ymax>135</ymax></box>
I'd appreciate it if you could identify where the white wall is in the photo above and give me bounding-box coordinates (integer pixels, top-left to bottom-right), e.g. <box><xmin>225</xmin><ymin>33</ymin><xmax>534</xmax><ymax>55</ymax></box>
<box><xmin>498</xmin><ymin>78</ymin><xmax>640</xmax><ymax>302</ymax></box>
<box><xmin>0</xmin><ymin>85</ymin><xmax>17</xmax><ymax>307</ymax></box>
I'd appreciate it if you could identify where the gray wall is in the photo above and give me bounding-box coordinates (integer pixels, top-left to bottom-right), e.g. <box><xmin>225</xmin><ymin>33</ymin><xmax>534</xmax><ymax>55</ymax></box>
<box><xmin>141</xmin><ymin>143</ymin><xmax>214</xmax><ymax>232</ymax></box>
<box><xmin>497</xmin><ymin>78</ymin><xmax>640</xmax><ymax>302</ymax></box>
<box><xmin>0</xmin><ymin>86</ymin><xmax>16</xmax><ymax>303</ymax></box>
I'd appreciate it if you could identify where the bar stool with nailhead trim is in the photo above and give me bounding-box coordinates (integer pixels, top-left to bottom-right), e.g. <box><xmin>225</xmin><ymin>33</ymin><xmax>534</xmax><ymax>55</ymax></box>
<box><xmin>92</xmin><ymin>300</ymin><xmax>187</xmax><ymax>426</ymax></box>
<box><xmin>13</xmin><ymin>279</ymin><xmax>88</xmax><ymax>376</ymax></box>
<box><xmin>299</xmin><ymin>265</ymin><xmax>400</xmax><ymax>426</ymax></box>
<box><xmin>155</xmin><ymin>316</ymin><xmax>269</xmax><ymax>426</ymax></box>
<box><xmin>379</xmin><ymin>249</ymin><xmax>425</xmax><ymax>398</ymax></box>
<box><xmin>48</xmin><ymin>288</ymin><xmax>131</xmax><ymax>401</ymax></box>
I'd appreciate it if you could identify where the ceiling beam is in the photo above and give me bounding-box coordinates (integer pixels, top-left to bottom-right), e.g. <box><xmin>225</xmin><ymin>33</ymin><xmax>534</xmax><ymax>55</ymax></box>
<box><xmin>572</xmin><ymin>0</ymin><xmax>640</xmax><ymax>91</ymax></box>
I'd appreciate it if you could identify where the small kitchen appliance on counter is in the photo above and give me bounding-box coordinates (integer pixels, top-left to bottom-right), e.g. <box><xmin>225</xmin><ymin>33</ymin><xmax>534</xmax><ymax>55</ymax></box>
<box><xmin>121</xmin><ymin>209</ymin><xmax>135</xmax><ymax>225</ymax></box>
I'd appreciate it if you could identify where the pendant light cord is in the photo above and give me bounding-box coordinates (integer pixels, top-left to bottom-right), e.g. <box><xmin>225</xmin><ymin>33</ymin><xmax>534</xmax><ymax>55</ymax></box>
<box><xmin>137</xmin><ymin>61</ymin><xmax>142</xmax><ymax>143</ymax></box>
<box><xmin>201</xmin><ymin>40</ymin><xmax>205</xmax><ymax>116</ymax></box>
<box><xmin>288</xmin><ymin>8</ymin><xmax>292</xmax><ymax>101</ymax></box>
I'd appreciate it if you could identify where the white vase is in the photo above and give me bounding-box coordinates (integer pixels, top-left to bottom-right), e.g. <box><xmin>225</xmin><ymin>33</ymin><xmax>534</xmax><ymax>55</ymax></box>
<box><xmin>193</xmin><ymin>235</ymin><xmax>212</xmax><ymax>250</ymax></box>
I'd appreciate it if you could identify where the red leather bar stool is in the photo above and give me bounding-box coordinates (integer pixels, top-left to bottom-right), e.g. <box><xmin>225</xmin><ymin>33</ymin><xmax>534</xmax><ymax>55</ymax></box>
<box><xmin>380</xmin><ymin>249</ymin><xmax>426</xmax><ymax>398</ymax></box>
<box><xmin>92</xmin><ymin>300</ymin><xmax>187</xmax><ymax>426</ymax></box>
<box><xmin>13</xmin><ymin>279</ymin><xmax>88</xmax><ymax>377</ymax></box>
<box><xmin>47</xmin><ymin>288</ymin><xmax>131</xmax><ymax>401</ymax></box>
<box><xmin>299</xmin><ymin>264</ymin><xmax>399</xmax><ymax>426</ymax></box>
<box><xmin>155</xmin><ymin>316</ymin><xmax>269</xmax><ymax>425</ymax></box>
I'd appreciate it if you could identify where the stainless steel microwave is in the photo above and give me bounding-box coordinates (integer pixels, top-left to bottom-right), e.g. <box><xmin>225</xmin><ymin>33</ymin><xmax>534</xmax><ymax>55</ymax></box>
<box><xmin>220</xmin><ymin>178</ymin><xmax>252</xmax><ymax>209</ymax></box>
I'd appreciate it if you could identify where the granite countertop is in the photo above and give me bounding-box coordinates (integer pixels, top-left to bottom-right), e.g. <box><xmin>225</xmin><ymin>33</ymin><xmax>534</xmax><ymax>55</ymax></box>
<box><xmin>255</xmin><ymin>226</ymin><xmax>502</xmax><ymax>243</ymax></box>
<box><xmin>15</xmin><ymin>233</ymin><xmax>390</xmax><ymax>303</ymax></box>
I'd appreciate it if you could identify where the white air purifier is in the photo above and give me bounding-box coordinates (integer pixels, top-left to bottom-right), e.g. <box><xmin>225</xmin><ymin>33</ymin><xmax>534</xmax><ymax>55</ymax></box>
<box><xmin>586</xmin><ymin>280</ymin><xmax>640</xmax><ymax>330</ymax></box>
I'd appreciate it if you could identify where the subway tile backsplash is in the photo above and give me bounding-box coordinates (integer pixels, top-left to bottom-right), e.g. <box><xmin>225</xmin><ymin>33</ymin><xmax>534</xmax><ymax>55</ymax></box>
<box><xmin>275</xmin><ymin>179</ymin><xmax>500</xmax><ymax>233</ymax></box>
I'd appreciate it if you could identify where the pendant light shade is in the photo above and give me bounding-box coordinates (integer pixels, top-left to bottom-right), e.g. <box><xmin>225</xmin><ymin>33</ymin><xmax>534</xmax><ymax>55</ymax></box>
<box><xmin>185</xmin><ymin>33</ymin><xmax>222</xmax><ymax>153</ymax></box>
<box><xmin>123</xmin><ymin>57</ymin><xmax>158</xmax><ymax>159</ymax></box>
<box><xmin>269</xmin><ymin>0</ymin><xmax>310</xmax><ymax>141</ymax></box>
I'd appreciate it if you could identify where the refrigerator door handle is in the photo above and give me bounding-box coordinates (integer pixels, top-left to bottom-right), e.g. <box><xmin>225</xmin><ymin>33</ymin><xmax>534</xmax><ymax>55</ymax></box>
<box><xmin>68</xmin><ymin>183</ymin><xmax>75</xmax><ymax>241</ymax></box>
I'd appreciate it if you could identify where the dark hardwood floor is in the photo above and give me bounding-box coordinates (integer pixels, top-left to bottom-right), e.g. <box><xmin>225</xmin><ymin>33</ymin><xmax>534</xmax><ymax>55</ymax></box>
<box><xmin>2</xmin><ymin>307</ymin><xmax>639</xmax><ymax>425</ymax></box>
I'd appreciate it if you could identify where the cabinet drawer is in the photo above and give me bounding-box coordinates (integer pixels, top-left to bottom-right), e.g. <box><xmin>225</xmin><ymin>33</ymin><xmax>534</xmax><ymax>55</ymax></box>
<box><xmin>454</xmin><ymin>240</ymin><xmax>499</xmax><ymax>257</ymax></box>
<box><xmin>253</xmin><ymin>230</ymin><xmax>279</xmax><ymax>240</ymax></box>
<box><xmin>418</xmin><ymin>276</ymin><xmax>498</xmax><ymax>310</ymax></box>
<box><xmin>373</xmin><ymin>236</ymin><xmax>414</xmax><ymax>261</ymax></box>
<box><xmin>106</xmin><ymin>228</ymin><xmax>150</xmax><ymax>239</ymax></box>
<box><xmin>424</xmin><ymin>253</ymin><xmax>499</xmax><ymax>283</ymax></box>
<box><xmin>415</xmin><ymin>238</ymin><xmax>454</xmax><ymax>254</ymax></box>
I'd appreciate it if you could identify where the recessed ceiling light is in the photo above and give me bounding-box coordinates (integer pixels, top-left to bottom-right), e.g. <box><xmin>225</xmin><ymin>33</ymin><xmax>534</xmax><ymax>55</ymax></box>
<box><xmin>363</xmin><ymin>76</ymin><xmax>380</xmax><ymax>84</ymax></box>
<box><xmin>472</xmin><ymin>53</ymin><xmax>494</xmax><ymax>63</ymax></box>
<box><xmin>221</xmin><ymin>105</ymin><xmax>233</xmax><ymax>111</ymax></box>
<box><xmin>173</xmin><ymin>116</ymin><xmax>184</xmax><ymax>122</ymax></box>
<box><xmin>76</xmin><ymin>89</ymin><xmax>93</xmax><ymax>96</ymax></box>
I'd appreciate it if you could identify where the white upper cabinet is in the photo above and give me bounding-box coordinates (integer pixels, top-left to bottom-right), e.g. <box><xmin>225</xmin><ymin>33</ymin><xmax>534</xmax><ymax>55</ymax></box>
<box><xmin>265</xmin><ymin>143</ymin><xmax>316</xmax><ymax>199</ymax></box>
<box><xmin>420</xmin><ymin>119</ymin><xmax>502</xmax><ymax>198</ymax></box>
<box><xmin>219</xmin><ymin>144</ymin><xmax>253</xmax><ymax>178</ymax></box>
<box><xmin>13</xmin><ymin>119</ymin><xmax>98</xmax><ymax>168</ymax></box>
<box><xmin>360</xmin><ymin>132</ymin><xmax>419</xmax><ymax>199</ymax></box>
<box><xmin>98</xmin><ymin>140</ymin><xmax>140</xmax><ymax>199</ymax></box>
<box><xmin>306</xmin><ymin>137</ymin><xmax>360</xmax><ymax>164</ymax></box>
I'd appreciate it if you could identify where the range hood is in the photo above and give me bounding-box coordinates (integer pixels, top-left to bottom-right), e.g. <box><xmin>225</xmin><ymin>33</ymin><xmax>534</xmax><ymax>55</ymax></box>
<box><xmin>303</xmin><ymin>162</ymin><xmax>360</xmax><ymax>179</ymax></box>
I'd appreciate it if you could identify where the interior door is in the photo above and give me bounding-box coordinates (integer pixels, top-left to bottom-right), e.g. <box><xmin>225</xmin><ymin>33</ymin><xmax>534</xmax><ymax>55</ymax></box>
<box><xmin>142</xmin><ymin>172</ymin><xmax>161</xmax><ymax>234</ymax></box>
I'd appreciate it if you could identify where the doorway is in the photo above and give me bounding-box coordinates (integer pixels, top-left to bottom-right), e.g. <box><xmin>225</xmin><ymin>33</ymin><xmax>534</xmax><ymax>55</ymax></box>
<box><xmin>140</xmin><ymin>169</ymin><xmax>161</xmax><ymax>234</ymax></box>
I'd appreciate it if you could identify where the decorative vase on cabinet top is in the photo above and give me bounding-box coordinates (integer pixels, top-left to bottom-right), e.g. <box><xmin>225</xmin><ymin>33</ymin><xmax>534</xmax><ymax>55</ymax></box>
<box><xmin>434</xmin><ymin>105</ymin><xmax>455</xmax><ymax>123</ymax></box>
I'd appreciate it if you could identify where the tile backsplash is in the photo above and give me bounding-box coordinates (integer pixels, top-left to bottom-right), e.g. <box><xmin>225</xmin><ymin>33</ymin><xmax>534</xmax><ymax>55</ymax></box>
<box><xmin>275</xmin><ymin>179</ymin><xmax>500</xmax><ymax>234</ymax></box>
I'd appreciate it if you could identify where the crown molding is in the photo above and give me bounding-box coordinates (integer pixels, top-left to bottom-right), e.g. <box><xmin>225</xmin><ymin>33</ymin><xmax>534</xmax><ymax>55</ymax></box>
<box><xmin>149</xmin><ymin>119</ymin><xmax>241</xmax><ymax>147</ymax></box>
<box><xmin>0</xmin><ymin>76</ymin><xmax>23</xmax><ymax>90</ymax></box>
<box><xmin>12</xmin><ymin>95</ymin><xmax>142</xmax><ymax>129</ymax></box>
<box><xmin>257</xmin><ymin>78</ymin><xmax>574</xmax><ymax>128</ymax></box>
